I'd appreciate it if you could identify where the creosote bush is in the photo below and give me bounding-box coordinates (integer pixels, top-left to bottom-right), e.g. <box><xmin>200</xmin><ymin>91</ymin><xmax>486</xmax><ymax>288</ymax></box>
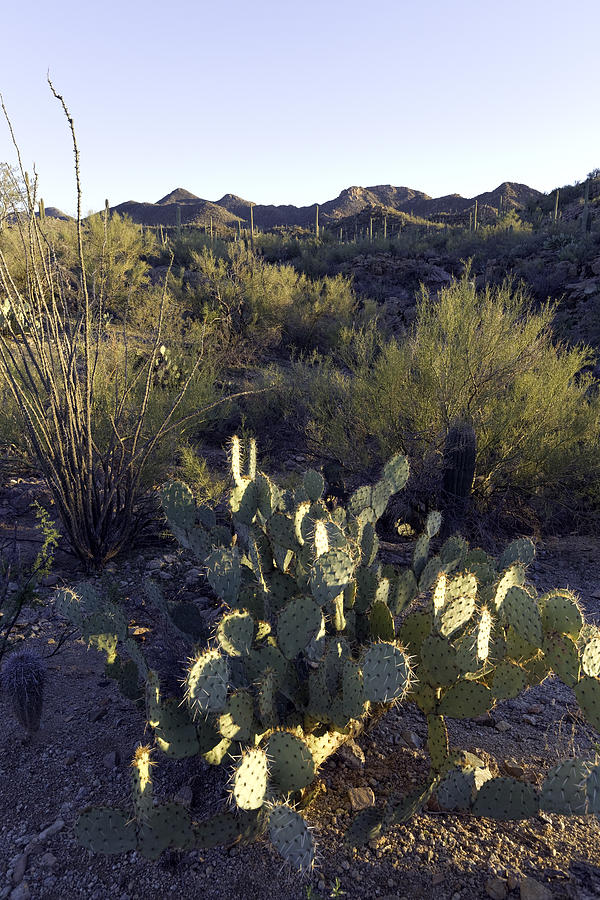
<box><xmin>274</xmin><ymin>272</ymin><xmax>600</xmax><ymax>524</ymax></box>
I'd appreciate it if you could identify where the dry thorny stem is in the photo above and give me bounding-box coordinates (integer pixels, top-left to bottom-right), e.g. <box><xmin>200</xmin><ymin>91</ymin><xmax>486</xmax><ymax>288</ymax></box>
<box><xmin>0</xmin><ymin>79</ymin><xmax>272</xmax><ymax>568</ymax></box>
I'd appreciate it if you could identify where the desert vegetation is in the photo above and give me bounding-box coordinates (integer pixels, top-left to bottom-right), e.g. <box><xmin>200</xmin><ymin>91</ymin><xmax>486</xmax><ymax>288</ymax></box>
<box><xmin>2</xmin><ymin>93</ymin><xmax>600</xmax><ymax>899</ymax></box>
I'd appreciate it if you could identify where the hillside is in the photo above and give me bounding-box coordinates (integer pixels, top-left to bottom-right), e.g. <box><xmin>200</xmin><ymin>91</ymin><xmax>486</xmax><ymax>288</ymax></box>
<box><xmin>105</xmin><ymin>181</ymin><xmax>545</xmax><ymax>229</ymax></box>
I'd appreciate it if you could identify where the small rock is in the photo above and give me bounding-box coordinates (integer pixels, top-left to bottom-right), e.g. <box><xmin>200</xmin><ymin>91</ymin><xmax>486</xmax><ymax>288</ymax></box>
<box><xmin>486</xmin><ymin>876</ymin><xmax>508</xmax><ymax>899</ymax></box>
<box><xmin>495</xmin><ymin>720</ymin><xmax>510</xmax><ymax>733</ymax></box>
<box><xmin>527</xmin><ymin>705</ymin><xmax>542</xmax><ymax>715</ymax></box>
<box><xmin>348</xmin><ymin>786</ymin><xmax>375</xmax><ymax>811</ymax></box>
<box><xmin>146</xmin><ymin>559</ymin><xmax>162</xmax><ymax>572</ymax></box>
<box><xmin>174</xmin><ymin>784</ymin><xmax>193</xmax><ymax>808</ymax></box>
<box><xmin>523</xmin><ymin>715</ymin><xmax>537</xmax><ymax>726</ymax></box>
<box><xmin>520</xmin><ymin>877</ymin><xmax>553</xmax><ymax>900</ymax></box>
<box><xmin>9</xmin><ymin>884</ymin><xmax>30</xmax><ymax>900</ymax></box>
<box><xmin>38</xmin><ymin>819</ymin><xmax>65</xmax><ymax>842</ymax></box>
<box><xmin>39</xmin><ymin>852</ymin><xmax>57</xmax><ymax>868</ymax></box>
<box><xmin>432</xmin><ymin>873</ymin><xmax>444</xmax><ymax>885</ymax></box>
<box><xmin>400</xmin><ymin>730</ymin><xmax>422</xmax><ymax>749</ymax></box>
<box><xmin>64</xmin><ymin>752</ymin><xmax>77</xmax><ymax>766</ymax></box>
<box><xmin>185</xmin><ymin>568</ymin><xmax>202</xmax><ymax>587</ymax></box>
<box><xmin>102</xmin><ymin>750</ymin><xmax>121</xmax><ymax>769</ymax></box>
<box><xmin>473</xmin><ymin>714</ymin><xmax>496</xmax><ymax>727</ymax></box>
<box><xmin>337</xmin><ymin>740</ymin><xmax>365</xmax><ymax>769</ymax></box>
<box><xmin>11</xmin><ymin>854</ymin><xmax>28</xmax><ymax>886</ymax></box>
<box><xmin>503</xmin><ymin>759</ymin><xmax>525</xmax><ymax>778</ymax></box>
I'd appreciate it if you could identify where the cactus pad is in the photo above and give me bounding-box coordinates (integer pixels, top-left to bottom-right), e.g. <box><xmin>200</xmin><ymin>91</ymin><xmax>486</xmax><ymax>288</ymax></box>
<box><xmin>472</xmin><ymin>777</ymin><xmax>539</xmax><ymax>820</ymax></box>
<box><xmin>582</xmin><ymin>636</ymin><xmax>600</xmax><ymax>678</ymax></box>
<box><xmin>217</xmin><ymin>610</ymin><xmax>254</xmax><ymax>657</ymax></box>
<box><xmin>421</xmin><ymin>634</ymin><xmax>461</xmax><ymax>686</ymax></box>
<box><xmin>498</xmin><ymin>537</ymin><xmax>535</xmax><ymax>571</ymax></box>
<box><xmin>427</xmin><ymin>714</ymin><xmax>448</xmax><ymax>770</ymax></box>
<box><xmin>492</xmin><ymin>661</ymin><xmax>528</xmax><ymax>700</ymax></box>
<box><xmin>269</xmin><ymin>805</ymin><xmax>314</xmax><ymax>873</ymax></box>
<box><xmin>160</xmin><ymin>480</ymin><xmax>196</xmax><ymax>531</ymax></box>
<box><xmin>390</xmin><ymin>568</ymin><xmax>418</xmax><ymax>615</ymax></box>
<box><xmin>541</xmin><ymin>591</ymin><xmax>583</xmax><ymax>640</ymax></box>
<box><xmin>503</xmin><ymin>586</ymin><xmax>543</xmax><ymax>648</ymax></box>
<box><xmin>437</xmin><ymin>766</ymin><xmax>491</xmax><ymax>811</ymax></box>
<box><xmin>154</xmin><ymin>698</ymin><xmax>200</xmax><ymax>758</ymax></box>
<box><xmin>266</xmin><ymin>731</ymin><xmax>315</xmax><ymax>793</ymax></box>
<box><xmin>541</xmin><ymin>759</ymin><xmax>590</xmax><ymax>815</ymax></box>
<box><xmin>277</xmin><ymin>596</ymin><xmax>324</xmax><ymax>660</ymax></box>
<box><xmin>232</xmin><ymin>748</ymin><xmax>269</xmax><ymax>810</ymax></box>
<box><xmin>216</xmin><ymin>690</ymin><xmax>254</xmax><ymax>741</ymax></box>
<box><xmin>369</xmin><ymin>600</ymin><xmax>395</xmax><ymax>642</ymax></box>
<box><xmin>310</xmin><ymin>549</ymin><xmax>354</xmax><ymax>606</ymax></box>
<box><xmin>185</xmin><ymin>649</ymin><xmax>230</xmax><ymax>715</ymax></box>
<box><xmin>205</xmin><ymin>546</ymin><xmax>241</xmax><ymax>605</ymax></box>
<box><xmin>75</xmin><ymin>807</ymin><xmax>137</xmax><ymax>854</ymax></box>
<box><xmin>438</xmin><ymin>681</ymin><xmax>491</xmax><ymax>718</ymax></box>
<box><xmin>439</xmin><ymin>595</ymin><xmax>475</xmax><ymax>638</ymax></box>
<box><xmin>362</xmin><ymin>642</ymin><xmax>411</xmax><ymax>703</ymax></box>
<box><xmin>575</xmin><ymin>676</ymin><xmax>600</xmax><ymax>732</ymax></box>
<box><xmin>304</xmin><ymin>469</ymin><xmax>325</xmax><ymax>502</ymax></box>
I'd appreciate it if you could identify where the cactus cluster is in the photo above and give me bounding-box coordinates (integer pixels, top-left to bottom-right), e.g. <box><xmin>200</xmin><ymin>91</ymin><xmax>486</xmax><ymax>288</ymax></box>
<box><xmin>56</xmin><ymin>437</ymin><xmax>600</xmax><ymax>870</ymax></box>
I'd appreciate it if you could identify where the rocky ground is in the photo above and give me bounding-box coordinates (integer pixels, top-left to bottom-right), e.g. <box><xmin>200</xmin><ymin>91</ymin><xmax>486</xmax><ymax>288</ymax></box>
<box><xmin>2</xmin><ymin>474</ymin><xmax>600</xmax><ymax>900</ymax></box>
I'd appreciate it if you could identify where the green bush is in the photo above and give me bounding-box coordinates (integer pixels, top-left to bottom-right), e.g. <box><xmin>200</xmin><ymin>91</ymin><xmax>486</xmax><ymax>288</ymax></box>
<box><xmin>286</xmin><ymin>272</ymin><xmax>600</xmax><ymax>523</ymax></box>
<box><xmin>186</xmin><ymin>246</ymin><xmax>358</xmax><ymax>355</ymax></box>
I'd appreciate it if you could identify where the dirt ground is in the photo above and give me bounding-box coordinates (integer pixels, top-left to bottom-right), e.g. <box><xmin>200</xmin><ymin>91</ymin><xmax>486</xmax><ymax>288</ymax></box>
<box><xmin>2</xmin><ymin>476</ymin><xmax>600</xmax><ymax>900</ymax></box>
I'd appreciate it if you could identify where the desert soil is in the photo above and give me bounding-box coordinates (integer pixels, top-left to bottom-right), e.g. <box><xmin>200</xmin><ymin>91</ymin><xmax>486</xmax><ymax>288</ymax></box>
<box><xmin>2</xmin><ymin>473</ymin><xmax>600</xmax><ymax>900</ymax></box>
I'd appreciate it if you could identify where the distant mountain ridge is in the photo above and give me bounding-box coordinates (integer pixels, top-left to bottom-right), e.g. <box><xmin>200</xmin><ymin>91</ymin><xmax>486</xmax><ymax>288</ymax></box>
<box><xmin>107</xmin><ymin>181</ymin><xmax>544</xmax><ymax>229</ymax></box>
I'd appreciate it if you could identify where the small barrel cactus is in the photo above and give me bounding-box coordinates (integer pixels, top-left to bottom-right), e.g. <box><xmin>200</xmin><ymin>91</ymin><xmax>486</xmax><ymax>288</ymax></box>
<box><xmin>1</xmin><ymin>648</ymin><xmax>46</xmax><ymax>734</ymax></box>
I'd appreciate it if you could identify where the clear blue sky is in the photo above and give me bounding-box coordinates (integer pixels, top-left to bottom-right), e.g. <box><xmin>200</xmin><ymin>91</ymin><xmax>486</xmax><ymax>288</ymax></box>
<box><xmin>1</xmin><ymin>0</ymin><xmax>598</xmax><ymax>215</ymax></box>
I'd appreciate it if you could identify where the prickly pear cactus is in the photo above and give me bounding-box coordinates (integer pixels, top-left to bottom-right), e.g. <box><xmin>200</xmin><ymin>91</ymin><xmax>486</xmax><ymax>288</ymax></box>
<box><xmin>57</xmin><ymin>436</ymin><xmax>600</xmax><ymax>870</ymax></box>
<box><xmin>59</xmin><ymin>437</ymin><xmax>428</xmax><ymax>871</ymax></box>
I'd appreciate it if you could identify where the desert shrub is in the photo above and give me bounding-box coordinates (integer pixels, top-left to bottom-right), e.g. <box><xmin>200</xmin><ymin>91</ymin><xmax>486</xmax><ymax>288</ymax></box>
<box><xmin>292</xmin><ymin>272</ymin><xmax>600</xmax><ymax>522</ymax></box>
<box><xmin>186</xmin><ymin>245</ymin><xmax>358</xmax><ymax>354</ymax></box>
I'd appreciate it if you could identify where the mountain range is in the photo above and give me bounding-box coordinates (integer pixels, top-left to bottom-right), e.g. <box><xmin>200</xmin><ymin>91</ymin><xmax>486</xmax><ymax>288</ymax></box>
<box><xmin>108</xmin><ymin>182</ymin><xmax>544</xmax><ymax>230</ymax></box>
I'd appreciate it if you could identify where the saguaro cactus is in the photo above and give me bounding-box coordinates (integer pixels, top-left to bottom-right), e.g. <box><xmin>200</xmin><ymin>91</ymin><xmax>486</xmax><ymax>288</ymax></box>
<box><xmin>441</xmin><ymin>421</ymin><xmax>476</xmax><ymax>537</ymax></box>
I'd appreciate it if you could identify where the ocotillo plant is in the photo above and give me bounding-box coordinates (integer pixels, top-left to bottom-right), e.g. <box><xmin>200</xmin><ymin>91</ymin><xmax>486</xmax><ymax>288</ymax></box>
<box><xmin>315</xmin><ymin>204</ymin><xmax>319</xmax><ymax>238</ymax></box>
